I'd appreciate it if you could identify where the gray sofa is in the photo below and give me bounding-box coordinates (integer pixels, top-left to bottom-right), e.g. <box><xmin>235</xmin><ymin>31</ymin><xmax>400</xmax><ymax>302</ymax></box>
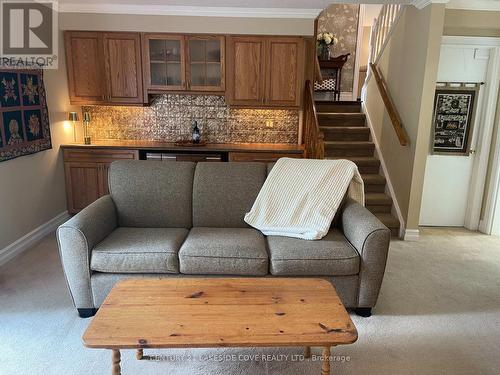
<box><xmin>57</xmin><ymin>160</ymin><xmax>390</xmax><ymax>318</ymax></box>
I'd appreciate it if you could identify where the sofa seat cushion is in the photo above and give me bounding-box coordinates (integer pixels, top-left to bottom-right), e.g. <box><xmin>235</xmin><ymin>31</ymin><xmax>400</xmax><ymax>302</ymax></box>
<box><xmin>179</xmin><ymin>228</ymin><xmax>268</xmax><ymax>276</ymax></box>
<box><xmin>91</xmin><ymin>227</ymin><xmax>188</xmax><ymax>273</ymax></box>
<box><xmin>267</xmin><ymin>229</ymin><xmax>359</xmax><ymax>276</ymax></box>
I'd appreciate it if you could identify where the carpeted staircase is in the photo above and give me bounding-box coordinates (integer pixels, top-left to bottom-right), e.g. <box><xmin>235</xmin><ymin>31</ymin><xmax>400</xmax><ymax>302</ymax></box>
<box><xmin>316</xmin><ymin>100</ymin><xmax>400</xmax><ymax>236</ymax></box>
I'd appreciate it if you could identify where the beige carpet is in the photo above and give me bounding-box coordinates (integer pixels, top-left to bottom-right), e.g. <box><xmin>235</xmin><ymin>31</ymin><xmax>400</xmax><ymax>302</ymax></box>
<box><xmin>1</xmin><ymin>228</ymin><xmax>500</xmax><ymax>374</ymax></box>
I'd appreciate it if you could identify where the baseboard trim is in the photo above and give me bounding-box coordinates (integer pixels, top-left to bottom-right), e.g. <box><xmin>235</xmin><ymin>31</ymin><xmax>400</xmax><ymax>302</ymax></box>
<box><xmin>0</xmin><ymin>211</ymin><xmax>70</xmax><ymax>266</ymax></box>
<box><xmin>403</xmin><ymin>229</ymin><xmax>420</xmax><ymax>241</ymax></box>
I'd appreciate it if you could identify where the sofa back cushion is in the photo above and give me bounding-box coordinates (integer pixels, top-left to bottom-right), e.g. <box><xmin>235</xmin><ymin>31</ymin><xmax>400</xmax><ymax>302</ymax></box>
<box><xmin>193</xmin><ymin>162</ymin><xmax>267</xmax><ymax>227</ymax></box>
<box><xmin>109</xmin><ymin>160</ymin><xmax>195</xmax><ymax>228</ymax></box>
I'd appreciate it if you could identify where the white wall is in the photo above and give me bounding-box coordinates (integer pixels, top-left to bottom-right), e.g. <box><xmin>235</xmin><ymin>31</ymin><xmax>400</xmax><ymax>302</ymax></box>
<box><xmin>420</xmin><ymin>45</ymin><xmax>490</xmax><ymax>226</ymax></box>
<box><xmin>0</xmin><ymin>34</ymin><xmax>76</xmax><ymax>252</ymax></box>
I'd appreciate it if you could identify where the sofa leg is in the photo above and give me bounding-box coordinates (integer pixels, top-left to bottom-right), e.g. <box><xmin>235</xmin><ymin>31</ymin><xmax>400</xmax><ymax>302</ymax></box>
<box><xmin>355</xmin><ymin>308</ymin><xmax>372</xmax><ymax>317</ymax></box>
<box><xmin>77</xmin><ymin>308</ymin><xmax>97</xmax><ymax>318</ymax></box>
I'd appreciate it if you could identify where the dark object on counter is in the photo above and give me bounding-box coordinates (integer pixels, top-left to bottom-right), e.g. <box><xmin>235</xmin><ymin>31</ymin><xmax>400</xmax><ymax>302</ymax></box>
<box><xmin>192</xmin><ymin>120</ymin><xmax>201</xmax><ymax>144</ymax></box>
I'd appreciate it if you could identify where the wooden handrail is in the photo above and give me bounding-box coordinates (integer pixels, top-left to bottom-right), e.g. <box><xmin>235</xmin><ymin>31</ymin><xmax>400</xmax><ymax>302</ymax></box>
<box><xmin>369</xmin><ymin>63</ymin><xmax>409</xmax><ymax>146</ymax></box>
<box><xmin>303</xmin><ymin>80</ymin><xmax>324</xmax><ymax>159</ymax></box>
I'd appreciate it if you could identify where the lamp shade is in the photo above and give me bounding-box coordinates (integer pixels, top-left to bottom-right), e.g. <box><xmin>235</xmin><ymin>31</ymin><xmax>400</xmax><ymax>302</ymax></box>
<box><xmin>68</xmin><ymin>112</ymin><xmax>79</xmax><ymax>122</ymax></box>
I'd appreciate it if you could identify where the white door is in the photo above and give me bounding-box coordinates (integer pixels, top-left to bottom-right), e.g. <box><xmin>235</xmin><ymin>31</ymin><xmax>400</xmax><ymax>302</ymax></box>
<box><xmin>420</xmin><ymin>46</ymin><xmax>489</xmax><ymax>226</ymax></box>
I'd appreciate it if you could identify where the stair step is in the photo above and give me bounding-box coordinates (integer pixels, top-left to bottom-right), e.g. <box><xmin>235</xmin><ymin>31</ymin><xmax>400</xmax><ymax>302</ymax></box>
<box><xmin>374</xmin><ymin>213</ymin><xmax>400</xmax><ymax>237</ymax></box>
<box><xmin>366</xmin><ymin>192</ymin><xmax>392</xmax><ymax>205</ymax></box>
<box><xmin>318</xmin><ymin>113</ymin><xmax>366</xmax><ymax>127</ymax></box>
<box><xmin>362</xmin><ymin>174</ymin><xmax>386</xmax><ymax>193</ymax></box>
<box><xmin>315</xmin><ymin>100</ymin><xmax>362</xmax><ymax>113</ymax></box>
<box><xmin>326</xmin><ymin>156</ymin><xmax>380</xmax><ymax>174</ymax></box>
<box><xmin>324</xmin><ymin>141</ymin><xmax>375</xmax><ymax>157</ymax></box>
<box><xmin>321</xmin><ymin>126</ymin><xmax>370</xmax><ymax>142</ymax></box>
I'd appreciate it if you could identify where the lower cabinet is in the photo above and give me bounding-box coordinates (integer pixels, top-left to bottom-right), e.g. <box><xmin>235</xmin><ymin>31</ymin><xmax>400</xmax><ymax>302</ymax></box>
<box><xmin>228</xmin><ymin>152</ymin><xmax>302</xmax><ymax>163</ymax></box>
<box><xmin>63</xmin><ymin>147</ymin><xmax>303</xmax><ymax>214</ymax></box>
<box><xmin>63</xmin><ymin>149</ymin><xmax>138</xmax><ymax>213</ymax></box>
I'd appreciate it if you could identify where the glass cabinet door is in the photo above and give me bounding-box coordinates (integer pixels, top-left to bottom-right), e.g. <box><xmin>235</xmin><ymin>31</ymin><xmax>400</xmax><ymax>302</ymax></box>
<box><xmin>187</xmin><ymin>36</ymin><xmax>225</xmax><ymax>91</ymax></box>
<box><xmin>145</xmin><ymin>35</ymin><xmax>185</xmax><ymax>90</ymax></box>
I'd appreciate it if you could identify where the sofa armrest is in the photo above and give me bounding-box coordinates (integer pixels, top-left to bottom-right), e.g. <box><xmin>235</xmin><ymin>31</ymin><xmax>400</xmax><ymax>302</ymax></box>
<box><xmin>56</xmin><ymin>195</ymin><xmax>117</xmax><ymax>310</ymax></box>
<box><xmin>340</xmin><ymin>198</ymin><xmax>391</xmax><ymax>308</ymax></box>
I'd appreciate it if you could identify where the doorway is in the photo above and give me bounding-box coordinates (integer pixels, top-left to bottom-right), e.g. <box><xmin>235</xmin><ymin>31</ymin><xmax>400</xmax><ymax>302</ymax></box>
<box><xmin>420</xmin><ymin>36</ymin><xmax>500</xmax><ymax>231</ymax></box>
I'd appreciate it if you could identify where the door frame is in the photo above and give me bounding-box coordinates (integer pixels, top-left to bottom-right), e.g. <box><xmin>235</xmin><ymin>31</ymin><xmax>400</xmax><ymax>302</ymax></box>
<box><xmin>441</xmin><ymin>36</ymin><xmax>500</xmax><ymax>232</ymax></box>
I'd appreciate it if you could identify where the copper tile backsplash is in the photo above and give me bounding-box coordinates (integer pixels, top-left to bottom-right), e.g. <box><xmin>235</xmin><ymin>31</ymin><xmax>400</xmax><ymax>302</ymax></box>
<box><xmin>83</xmin><ymin>94</ymin><xmax>299</xmax><ymax>144</ymax></box>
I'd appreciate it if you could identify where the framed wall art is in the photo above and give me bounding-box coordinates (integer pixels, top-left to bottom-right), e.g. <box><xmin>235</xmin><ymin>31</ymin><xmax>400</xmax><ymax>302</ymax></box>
<box><xmin>431</xmin><ymin>84</ymin><xmax>480</xmax><ymax>155</ymax></box>
<box><xmin>0</xmin><ymin>69</ymin><xmax>52</xmax><ymax>162</ymax></box>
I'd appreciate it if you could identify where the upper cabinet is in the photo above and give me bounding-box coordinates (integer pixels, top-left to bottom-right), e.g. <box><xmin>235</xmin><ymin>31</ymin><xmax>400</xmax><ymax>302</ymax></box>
<box><xmin>143</xmin><ymin>34</ymin><xmax>225</xmax><ymax>94</ymax></box>
<box><xmin>143</xmin><ymin>34</ymin><xmax>186</xmax><ymax>91</ymax></box>
<box><xmin>186</xmin><ymin>36</ymin><xmax>225</xmax><ymax>92</ymax></box>
<box><xmin>65</xmin><ymin>31</ymin><xmax>144</xmax><ymax>105</ymax></box>
<box><xmin>65</xmin><ymin>31</ymin><xmax>304</xmax><ymax>108</ymax></box>
<box><xmin>226</xmin><ymin>37</ymin><xmax>266</xmax><ymax>106</ymax></box>
<box><xmin>102</xmin><ymin>33</ymin><xmax>144</xmax><ymax>104</ymax></box>
<box><xmin>226</xmin><ymin>36</ymin><xmax>304</xmax><ymax>107</ymax></box>
<box><xmin>65</xmin><ymin>32</ymin><xmax>105</xmax><ymax>104</ymax></box>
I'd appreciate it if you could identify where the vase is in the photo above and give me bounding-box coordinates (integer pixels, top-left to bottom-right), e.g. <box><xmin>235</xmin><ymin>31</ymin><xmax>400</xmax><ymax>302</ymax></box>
<box><xmin>319</xmin><ymin>44</ymin><xmax>330</xmax><ymax>60</ymax></box>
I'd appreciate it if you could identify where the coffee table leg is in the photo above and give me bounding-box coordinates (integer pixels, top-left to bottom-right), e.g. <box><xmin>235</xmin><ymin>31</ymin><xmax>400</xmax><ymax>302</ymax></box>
<box><xmin>112</xmin><ymin>349</ymin><xmax>121</xmax><ymax>375</ymax></box>
<box><xmin>321</xmin><ymin>347</ymin><xmax>330</xmax><ymax>375</ymax></box>
<box><xmin>136</xmin><ymin>349</ymin><xmax>143</xmax><ymax>360</ymax></box>
<box><xmin>304</xmin><ymin>346</ymin><xmax>311</xmax><ymax>358</ymax></box>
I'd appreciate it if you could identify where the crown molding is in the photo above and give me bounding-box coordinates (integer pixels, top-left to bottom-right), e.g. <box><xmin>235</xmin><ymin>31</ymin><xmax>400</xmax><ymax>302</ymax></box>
<box><xmin>58</xmin><ymin>4</ymin><xmax>322</xmax><ymax>19</ymax></box>
<box><xmin>412</xmin><ymin>0</ymin><xmax>449</xmax><ymax>9</ymax></box>
<box><xmin>446</xmin><ymin>0</ymin><xmax>500</xmax><ymax>11</ymax></box>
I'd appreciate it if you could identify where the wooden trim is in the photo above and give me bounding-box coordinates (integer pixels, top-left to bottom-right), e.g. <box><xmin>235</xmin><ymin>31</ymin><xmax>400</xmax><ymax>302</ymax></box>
<box><xmin>369</xmin><ymin>63</ymin><xmax>409</xmax><ymax>146</ymax></box>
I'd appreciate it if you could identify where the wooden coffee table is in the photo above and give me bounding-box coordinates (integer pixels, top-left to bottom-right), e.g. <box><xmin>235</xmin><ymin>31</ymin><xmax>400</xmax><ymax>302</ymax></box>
<box><xmin>83</xmin><ymin>278</ymin><xmax>358</xmax><ymax>374</ymax></box>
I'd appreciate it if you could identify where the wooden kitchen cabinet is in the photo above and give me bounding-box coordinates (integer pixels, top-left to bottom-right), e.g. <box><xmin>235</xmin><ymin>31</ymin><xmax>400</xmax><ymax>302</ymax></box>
<box><xmin>65</xmin><ymin>31</ymin><xmax>144</xmax><ymax>105</ymax></box>
<box><xmin>63</xmin><ymin>149</ymin><xmax>138</xmax><ymax>213</ymax></box>
<box><xmin>226</xmin><ymin>36</ymin><xmax>304</xmax><ymax>107</ymax></box>
<box><xmin>65</xmin><ymin>32</ymin><xmax>106</xmax><ymax>104</ymax></box>
<box><xmin>102</xmin><ymin>33</ymin><xmax>144</xmax><ymax>104</ymax></box>
<box><xmin>143</xmin><ymin>34</ymin><xmax>225</xmax><ymax>93</ymax></box>
<box><xmin>186</xmin><ymin>35</ymin><xmax>225</xmax><ymax>91</ymax></box>
<box><xmin>226</xmin><ymin>36</ymin><xmax>266</xmax><ymax>106</ymax></box>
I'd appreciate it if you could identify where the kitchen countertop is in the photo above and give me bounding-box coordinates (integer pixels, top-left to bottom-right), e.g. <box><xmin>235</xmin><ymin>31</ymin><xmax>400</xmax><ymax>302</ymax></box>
<box><xmin>61</xmin><ymin>140</ymin><xmax>304</xmax><ymax>154</ymax></box>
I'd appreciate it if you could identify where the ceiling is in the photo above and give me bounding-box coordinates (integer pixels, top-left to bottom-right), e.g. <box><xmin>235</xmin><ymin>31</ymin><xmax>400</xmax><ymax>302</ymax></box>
<box><xmin>58</xmin><ymin>0</ymin><xmax>500</xmax><ymax>17</ymax></box>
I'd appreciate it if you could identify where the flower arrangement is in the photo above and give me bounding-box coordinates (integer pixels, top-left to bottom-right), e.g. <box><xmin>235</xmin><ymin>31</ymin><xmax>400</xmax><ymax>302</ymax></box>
<box><xmin>317</xmin><ymin>32</ymin><xmax>338</xmax><ymax>47</ymax></box>
<box><xmin>317</xmin><ymin>32</ymin><xmax>338</xmax><ymax>60</ymax></box>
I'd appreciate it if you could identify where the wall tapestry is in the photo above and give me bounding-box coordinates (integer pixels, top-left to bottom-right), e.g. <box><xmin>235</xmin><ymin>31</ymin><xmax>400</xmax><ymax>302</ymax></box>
<box><xmin>432</xmin><ymin>87</ymin><xmax>478</xmax><ymax>155</ymax></box>
<box><xmin>0</xmin><ymin>69</ymin><xmax>51</xmax><ymax>162</ymax></box>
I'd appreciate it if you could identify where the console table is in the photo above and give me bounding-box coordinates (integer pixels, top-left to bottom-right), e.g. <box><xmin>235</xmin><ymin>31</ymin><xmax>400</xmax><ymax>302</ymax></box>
<box><xmin>315</xmin><ymin>54</ymin><xmax>350</xmax><ymax>101</ymax></box>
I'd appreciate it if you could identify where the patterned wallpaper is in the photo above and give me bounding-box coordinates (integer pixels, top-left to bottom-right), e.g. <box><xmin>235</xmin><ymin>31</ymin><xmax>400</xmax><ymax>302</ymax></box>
<box><xmin>317</xmin><ymin>4</ymin><xmax>360</xmax><ymax>93</ymax></box>
<box><xmin>83</xmin><ymin>94</ymin><xmax>299</xmax><ymax>144</ymax></box>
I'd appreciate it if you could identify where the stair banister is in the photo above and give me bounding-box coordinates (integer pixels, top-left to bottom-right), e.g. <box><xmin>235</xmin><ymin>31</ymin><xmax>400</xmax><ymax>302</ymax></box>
<box><xmin>303</xmin><ymin>80</ymin><xmax>324</xmax><ymax>159</ymax></box>
<box><xmin>369</xmin><ymin>63</ymin><xmax>409</xmax><ymax>146</ymax></box>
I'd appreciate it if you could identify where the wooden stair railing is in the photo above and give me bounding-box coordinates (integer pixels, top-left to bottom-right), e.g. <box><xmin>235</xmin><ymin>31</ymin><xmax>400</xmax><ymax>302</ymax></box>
<box><xmin>370</xmin><ymin>63</ymin><xmax>409</xmax><ymax>146</ymax></box>
<box><xmin>304</xmin><ymin>80</ymin><xmax>324</xmax><ymax>159</ymax></box>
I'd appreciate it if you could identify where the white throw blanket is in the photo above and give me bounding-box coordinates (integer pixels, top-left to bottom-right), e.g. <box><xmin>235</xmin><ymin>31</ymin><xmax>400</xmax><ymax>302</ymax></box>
<box><xmin>244</xmin><ymin>158</ymin><xmax>364</xmax><ymax>240</ymax></box>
